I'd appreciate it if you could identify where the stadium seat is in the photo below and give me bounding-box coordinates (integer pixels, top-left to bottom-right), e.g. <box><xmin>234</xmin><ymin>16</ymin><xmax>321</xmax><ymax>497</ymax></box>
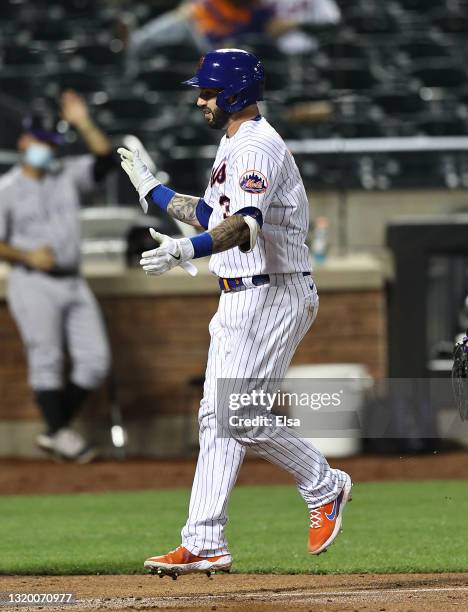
<box><xmin>68</xmin><ymin>42</ymin><xmax>124</xmax><ymax>67</ymax></box>
<box><xmin>154</xmin><ymin>118</ymin><xmax>217</xmax><ymax>152</ymax></box>
<box><xmin>431</xmin><ymin>9</ymin><xmax>468</xmax><ymax>33</ymax></box>
<box><xmin>457</xmin><ymin>88</ymin><xmax>468</xmax><ymax>105</ymax></box>
<box><xmin>93</xmin><ymin>95</ymin><xmax>157</xmax><ymax>121</ymax></box>
<box><xmin>1</xmin><ymin>0</ymin><xmax>467</xmax><ymax>195</ymax></box>
<box><xmin>398</xmin><ymin>39</ymin><xmax>452</xmax><ymax>62</ymax></box>
<box><xmin>380</xmin><ymin>119</ymin><xmax>419</xmax><ymax>138</ymax></box>
<box><xmin>155</xmin><ymin>42</ymin><xmax>200</xmax><ymax>63</ymax></box>
<box><xmin>0</xmin><ymin>112</ymin><xmax>23</xmax><ymax>148</ymax></box>
<box><xmin>399</xmin><ymin>0</ymin><xmax>442</xmax><ymax>10</ymax></box>
<box><xmin>0</xmin><ymin>0</ymin><xmax>28</xmax><ymax>29</ymax></box>
<box><xmin>321</xmin><ymin>40</ymin><xmax>368</xmax><ymax>61</ymax></box>
<box><xmin>371</xmin><ymin>89</ymin><xmax>425</xmax><ymax>116</ymax></box>
<box><xmin>160</xmin><ymin>157</ymin><xmax>208</xmax><ymax>195</ymax></box>
<box><xmin>49</xmin><ymin>70</ymin><xmax>110</xmax><ymax>95</ymax></box>
<box><xmin>329</xmin><ymin>120</ymin><xmax>380</xmax><ymax>138</ymax></box>
<box><xmin>411</xmin><ymin>63</ymin><xmax>467</xmax><ymax>88</ymax></box>
<box><xmin>388</xmin><ymin>152</ymin><xmax>463</xmax><ymax>188</ymax></box>
<box><xmin>416</xmin><ymin>116</ymin><xmax>467</xmax><ymax>136</ymax></box>
<box><xmin>333</xmin><ymin>94</ymin><xmax>375</xmax><ymax>121</ymax></box>
<box><xmin>1</xmin><ymin>44</ymin><xmax>47</xmax><ymax>66</ymax></box>
<box><xmin>346</xmin><ymin>7</ymin><xmax>399</xmax><ymax>34</ymax></box>
<box><xmin>262</xmin><ymin>63</ymin><xmax>291</xmax><ymax>92</ymax></box>
<box><xmin>423</xmin><ymin>92</ymin><xmax>460</xmax><ymax>117</ymax></box>
<box><xmin>31</xmin><ymin>19</ymin><xmax>76</xmax><ymax>42</ymax></box>
<box><xmin>137</xmin><ymin>67</ymin><xmax>190</xmax><ymax>92</ymax></box>
<box><xmin>295</xmin><ymin>154</ymin><xmax>362</xmax><ymax>190</ymax></box>
<box><xmin>48</xmin><ymin>0</ymin><xmax>100</xmax><ymax>17</ymax></box>
<box><xmin>0</xmin><ymin>75</ymin><xmax>34</xmax><ymax>100</ymax></box>
<box><xmin>321</xmin><ymin>64</ymin><xmax>377</xmax><ymax>91</ymax></box>
<box><xmin>356</xmin><ymin>154</ymin><xmax>403</xmax><ymax>190</ymax></box>
<box><xmin>0</xmin><ymin>0</ymin><xmax>18</xmax><ymax>17</ymax></box>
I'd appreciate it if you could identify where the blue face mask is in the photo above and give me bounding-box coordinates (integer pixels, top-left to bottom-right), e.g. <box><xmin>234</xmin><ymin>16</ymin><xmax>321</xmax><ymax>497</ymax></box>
<box><xmin>23</xmin><ymin>143</ymin><xmax>54</xmax><ymax>170</ymax></box>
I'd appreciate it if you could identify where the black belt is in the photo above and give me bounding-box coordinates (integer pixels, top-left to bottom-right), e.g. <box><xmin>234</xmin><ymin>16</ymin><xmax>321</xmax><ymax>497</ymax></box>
<box><xmin>219</xmin><ymin>272</ymin><xmax>311</xmax><ymax>293</ymax></box>
<box><xmin>45</xmin><ymin>268</ymin><xmax>80</xmax><ymax>278</ymax></box>
<box><xmin>15</xmin><ymin>264</ymin><xmax>80</xmax><ymax>278</ymax></box>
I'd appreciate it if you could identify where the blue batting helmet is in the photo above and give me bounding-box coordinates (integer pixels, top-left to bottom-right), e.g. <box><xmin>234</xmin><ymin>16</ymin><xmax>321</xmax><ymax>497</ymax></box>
<box><xmin>182</xmin><ymin>48</ymin><xmax>265</xmax><ymax>114</ymax></box>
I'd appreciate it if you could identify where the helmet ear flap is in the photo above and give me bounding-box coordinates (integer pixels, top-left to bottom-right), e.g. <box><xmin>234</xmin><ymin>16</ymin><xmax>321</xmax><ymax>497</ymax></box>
<box><xmin>217</xmin><ymin>82</ymin><xmax>264</xmax><ymax>114</ymax></box>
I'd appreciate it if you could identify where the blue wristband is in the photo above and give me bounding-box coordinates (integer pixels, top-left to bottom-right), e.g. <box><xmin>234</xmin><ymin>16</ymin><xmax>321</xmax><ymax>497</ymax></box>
<box><xmin>190</xmin><ymin>232</ymin><xmax>214</xmax><ymax>258</ymax></box>
<box><xmin>149</xmin><ymin>184</ymin><xmax>176</xmax><ymax>211</ymax></box>
<box><xmin>195</xmin><ymin>198</ymin><xmax>213</xmax><ymax>229</ymax></box>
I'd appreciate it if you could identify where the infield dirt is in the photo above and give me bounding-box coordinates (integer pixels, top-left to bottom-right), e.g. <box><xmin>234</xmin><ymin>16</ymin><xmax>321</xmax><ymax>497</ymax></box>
<box><xmin>1</xmin><ymin>572</ymin><xmax>467</xmax><ymax>611</ymax></box>
<box><xmin>1</xmin><ymin>451</ymin><xmax>468</xmax><ymax>495</ymax></box>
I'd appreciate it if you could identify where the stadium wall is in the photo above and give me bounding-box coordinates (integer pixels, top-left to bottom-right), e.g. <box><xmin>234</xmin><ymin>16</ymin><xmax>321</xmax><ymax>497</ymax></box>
<box><xmin>0</xmin><ymin>256</ymin><xmax>385</xmax><ymax>458</ymax></box>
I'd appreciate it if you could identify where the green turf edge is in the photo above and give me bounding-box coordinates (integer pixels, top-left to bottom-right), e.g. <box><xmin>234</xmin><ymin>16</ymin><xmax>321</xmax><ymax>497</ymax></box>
<box><xmin>0</xmin><ymin>481</ymin><xmax>467</xmax><ymax>575</ymax></box>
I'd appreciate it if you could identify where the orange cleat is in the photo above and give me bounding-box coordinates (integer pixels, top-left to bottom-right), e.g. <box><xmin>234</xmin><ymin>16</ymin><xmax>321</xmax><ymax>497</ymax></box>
<box><xmin>308</xmin><ymin>473</ymin><xmax>352</xmax><ymax>555</ymax></box>
<box><xmin>144</xmin><ymin>545</ymin><xmax>232</xmax><ymax>579</ymax></box>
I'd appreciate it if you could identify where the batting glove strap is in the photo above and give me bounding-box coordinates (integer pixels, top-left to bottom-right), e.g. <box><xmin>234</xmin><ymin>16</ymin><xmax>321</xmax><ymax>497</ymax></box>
<box><xmin>177</xmin><ymin>237</ymin><xmax>196</xmax><ymax>262</ymax></box>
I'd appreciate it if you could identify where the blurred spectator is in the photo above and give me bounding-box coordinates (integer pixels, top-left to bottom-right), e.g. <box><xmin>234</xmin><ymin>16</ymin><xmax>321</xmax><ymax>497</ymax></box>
<box><xmin>266</xmin><ymin>0</ymin><xmax>341</xmax><ymax>54</ymax></box>
<box><xmin>0</xmin><ymin>91</ymin><xmax>118</xmax><ymax>463</ymax></box>
<box><xmin>125</xmin><ymin>0</ymin><xmax>341</xmax><ymax>71</ymax></box>
<box><xmin>126</xmin><ymin>0</ymin><xmax>272</xmax><ymax>70</ymax></box>
<box><xmin>268</xmin><ymin>0</ymin><xmax>340</xmax><ymax>25</ymax></box>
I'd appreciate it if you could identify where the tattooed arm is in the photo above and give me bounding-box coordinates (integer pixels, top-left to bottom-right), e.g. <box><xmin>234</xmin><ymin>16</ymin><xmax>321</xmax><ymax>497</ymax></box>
<box><xmin>167</xmin><ymin>194</ymin><xmax>252</xmax><ymax>253</ymax></box>
<box><xmin>209</xmin><ymin>215</ymin><xmax>251</xmax><ymax>253</ymax></box>
<box><xmin>168</xmin><ymin>196</ymin><xmax>250</xmax><ymax>249</ymax></box>
<box><xmin>167</xmin><ymin>193</ymin><xmax>204</xmax><ymax>230</ymax></box>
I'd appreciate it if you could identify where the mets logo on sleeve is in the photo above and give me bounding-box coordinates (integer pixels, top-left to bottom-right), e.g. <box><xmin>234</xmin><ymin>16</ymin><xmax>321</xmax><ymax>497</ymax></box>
<box><xmin>239</xmin><ymin>170</ymin><xmax>268</xmax><ymax>194</ymax></box>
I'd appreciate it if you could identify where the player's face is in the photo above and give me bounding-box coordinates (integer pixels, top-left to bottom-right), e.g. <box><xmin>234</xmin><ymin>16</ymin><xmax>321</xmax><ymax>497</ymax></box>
<box><xmin>197</xmin><ymin>89</ymin><xmax>229</xmax><ymax>130</ymax></box>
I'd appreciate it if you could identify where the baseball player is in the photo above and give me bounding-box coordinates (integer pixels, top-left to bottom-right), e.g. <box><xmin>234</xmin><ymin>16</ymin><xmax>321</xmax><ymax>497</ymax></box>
<box><xmin>119</xmin><ymin>49</ymin><xmax>352</xmax><ymax>577</ymax></box>
<box><xmin>0</xmin><ymin>91</ymin><xmax>115</xmax><ymax>462</ymax></box>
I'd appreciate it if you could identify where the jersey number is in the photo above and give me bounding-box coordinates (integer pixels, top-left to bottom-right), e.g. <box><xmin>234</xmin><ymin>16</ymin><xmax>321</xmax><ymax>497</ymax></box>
<box><xmin>211</xmin><ymin>161</ymin><xmax>227</xmax><ymax>187</ymax></box>
<box><xmin>219</xmin><ymin>195</ymin><xmax>231</xmax><ymax>219</ymax></box>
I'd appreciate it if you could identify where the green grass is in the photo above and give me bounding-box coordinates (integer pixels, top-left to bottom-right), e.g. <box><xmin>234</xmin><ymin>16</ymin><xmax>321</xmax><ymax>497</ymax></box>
<box><xmin>1</xmin><ymin>481</ymin><xmax>467</xmax><ymax>575</ymax></box>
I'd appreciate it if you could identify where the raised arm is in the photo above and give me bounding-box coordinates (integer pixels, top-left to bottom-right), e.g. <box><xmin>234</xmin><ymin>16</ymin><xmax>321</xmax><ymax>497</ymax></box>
<box><xmin>117</xmin><ymin>147</ymin><xmax>206</xmax><ymax>229</ymax></box>
<box><xmin>117</xmin><ymin>146</ymin><xmax>258</xmax><ymax>277</ymax></box>
<box><xmin>61</xmin><ymin>90</ymin><xmax>112</xmax><ymax>156</ymax></box>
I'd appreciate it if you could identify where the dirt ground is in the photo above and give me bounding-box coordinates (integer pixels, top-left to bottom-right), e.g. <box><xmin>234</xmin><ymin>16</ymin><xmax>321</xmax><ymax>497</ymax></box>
<box><xmin>1</xmin><ymin>451</ymin><xmax>468</xmax><ymax>495</ymax></box>
<box><xmin>1</xmin><ymin>453</ymin><xmax>467</xmax><ymax>611</ymax></box>
<box><xmin>1</xmin><ymin>573</ymin><xmax>467</xmax><ymax>611</ymax></box>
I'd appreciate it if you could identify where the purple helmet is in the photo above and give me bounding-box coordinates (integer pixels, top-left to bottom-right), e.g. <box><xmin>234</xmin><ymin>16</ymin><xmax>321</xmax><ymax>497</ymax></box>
<box><xmin>182</xmin><ymin>48</ymin><xmax>265</xmax><ymax>113</ymax></box>
<box><xmin>22</xmin><ymin>105</ymin><xmax>66</xmax><ymax>146</ymax></box>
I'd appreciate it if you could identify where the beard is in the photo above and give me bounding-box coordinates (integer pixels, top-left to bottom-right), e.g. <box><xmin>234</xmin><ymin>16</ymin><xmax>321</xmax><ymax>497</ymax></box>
<box><xmin>202</xmin><ymin>106</ymin><xmax>230</xmax><ymax>130</ymax></box>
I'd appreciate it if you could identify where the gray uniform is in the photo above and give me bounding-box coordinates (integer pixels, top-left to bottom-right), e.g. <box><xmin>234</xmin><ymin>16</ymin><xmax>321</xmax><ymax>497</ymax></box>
<box><xmin>0</xmin><ymin>156</ymin><xmax>110</xmax><ymax>390</ymax></box>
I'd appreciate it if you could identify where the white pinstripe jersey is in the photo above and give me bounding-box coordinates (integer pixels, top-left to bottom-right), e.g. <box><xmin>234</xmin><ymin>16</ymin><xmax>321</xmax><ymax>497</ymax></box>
<box><xmin>204</xmin><ymin>116</ymin><xmax>311</xmax><ymax>277</ymax></box>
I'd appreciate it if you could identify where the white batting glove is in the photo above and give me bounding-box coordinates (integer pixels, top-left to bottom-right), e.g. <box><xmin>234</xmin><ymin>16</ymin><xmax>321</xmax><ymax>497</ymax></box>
<box><xmin>141</xmin><ymin>228</ymin><xmax>198</xmax><ymax>277</ymax></box>
<box><xmin>117</xmin><ymin>147</ymin><xmax>160</xmax><ymax>213</ymax></box>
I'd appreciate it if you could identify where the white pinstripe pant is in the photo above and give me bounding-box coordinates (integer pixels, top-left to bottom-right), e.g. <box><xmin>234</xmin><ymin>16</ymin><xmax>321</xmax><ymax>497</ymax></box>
<box><xmin>181</xmin><ymin>275</ymin><xmax>348</xmax><ymax>556</ymax></box>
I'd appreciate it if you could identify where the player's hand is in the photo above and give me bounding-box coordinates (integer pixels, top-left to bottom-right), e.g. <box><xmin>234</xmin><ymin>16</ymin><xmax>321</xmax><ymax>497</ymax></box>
<box><xmin>60</xmin><ymin>89</ymin><xmax>90</xmax><ymax>127</ymax></box>
<box><xmin>140</xmin><ymin>229</ymin><xmax>198</xmax><ymax>277</ymax></box>
<box><xmin>25</xmin><ymin>246</ymin><xmax>55</xmax><ymax>272</ymax></box>
<box><xmin>117</xmin><ymin>147</ymin><xmax>160</xmax><ymax>210</ymax></box>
